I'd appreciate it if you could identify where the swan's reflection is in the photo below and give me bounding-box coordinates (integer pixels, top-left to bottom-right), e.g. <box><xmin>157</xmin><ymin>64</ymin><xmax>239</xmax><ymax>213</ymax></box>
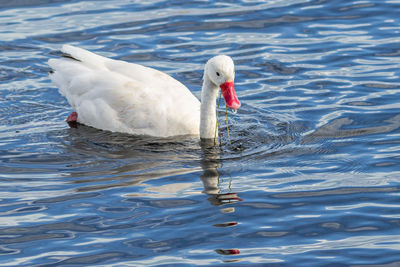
<box><xmin>200</xmin><ymin>141</ymin><xmax>242</xmax><ymax>205</ymax></box>
<box><xmin>199</xmin><ymin>143</ymin><xmax>220</xmax><ymax>196</ymax></box>
<box><xmin>200</xmin><ymin>141</ymin><xmax>242</xmax><ymax>259</ymax></box>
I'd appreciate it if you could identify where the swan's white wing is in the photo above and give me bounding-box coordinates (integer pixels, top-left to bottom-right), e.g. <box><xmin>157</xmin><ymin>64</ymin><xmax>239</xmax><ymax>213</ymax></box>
<box><xmin>48</xmin><ymin>45</ymin><xmax>200</xmax><ymax>136</ymax></box>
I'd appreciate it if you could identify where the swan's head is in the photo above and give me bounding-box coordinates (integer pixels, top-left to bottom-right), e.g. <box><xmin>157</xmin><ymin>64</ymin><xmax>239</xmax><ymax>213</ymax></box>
<box><xmin>205</xmin><ymin>55</ymin><xmax>241</xmax><ymax>110</ymax></box>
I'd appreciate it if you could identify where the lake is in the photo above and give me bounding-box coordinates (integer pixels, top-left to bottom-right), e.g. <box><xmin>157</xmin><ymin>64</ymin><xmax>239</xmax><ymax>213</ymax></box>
<box><xmin>1</xmin><ymin>0</ymin><xmax>400</xmax><ymax>266</ymax></box>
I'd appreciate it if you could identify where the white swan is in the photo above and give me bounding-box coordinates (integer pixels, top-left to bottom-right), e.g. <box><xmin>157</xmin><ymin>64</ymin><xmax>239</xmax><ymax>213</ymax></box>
<box><xmin>48</xmin><ymin>45</ymin><xmax>240</xmax><ymax>139</ymax></box>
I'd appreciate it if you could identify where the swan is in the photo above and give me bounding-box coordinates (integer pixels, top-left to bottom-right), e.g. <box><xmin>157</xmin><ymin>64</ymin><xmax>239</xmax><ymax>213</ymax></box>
<box><xmin>48</xmin><ymin>45</ymin><xmax>240</xmax><ymax>139</ymax></box>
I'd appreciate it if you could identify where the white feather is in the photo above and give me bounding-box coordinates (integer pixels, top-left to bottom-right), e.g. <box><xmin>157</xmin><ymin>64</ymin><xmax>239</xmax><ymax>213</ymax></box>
<box><xmin>49</xmin><ymin>45</ymin><xmax>201</xmax><ymax>137</ymax></box>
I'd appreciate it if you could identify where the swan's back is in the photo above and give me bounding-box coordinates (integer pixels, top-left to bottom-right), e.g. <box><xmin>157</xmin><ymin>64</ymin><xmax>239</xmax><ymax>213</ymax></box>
<box><xmin>48</xmin><ymin>45</ymin><xmax>201</xmax><ymax>137</ymax></box>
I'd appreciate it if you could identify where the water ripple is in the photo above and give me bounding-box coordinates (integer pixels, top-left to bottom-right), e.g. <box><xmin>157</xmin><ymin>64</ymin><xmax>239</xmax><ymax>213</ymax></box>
<box><xmin>1</xmin><ymin>0</ymin><xmax>400</xmax><ymax>266</ymax></box>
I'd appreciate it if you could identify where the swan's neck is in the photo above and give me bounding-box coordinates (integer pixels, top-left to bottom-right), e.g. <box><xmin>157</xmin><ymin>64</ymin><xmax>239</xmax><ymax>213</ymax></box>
<box><xmin>200</xmin><ymin>76</ymin><xmax>219</xmax><ymax>139</ymax></box>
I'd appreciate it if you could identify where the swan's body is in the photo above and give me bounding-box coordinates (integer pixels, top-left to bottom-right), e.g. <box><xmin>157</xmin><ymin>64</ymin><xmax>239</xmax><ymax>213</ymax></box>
<box><xmin>48</xmin><ymin>45</ymin><xmax>240</xmax><ymax>139</ymax></box>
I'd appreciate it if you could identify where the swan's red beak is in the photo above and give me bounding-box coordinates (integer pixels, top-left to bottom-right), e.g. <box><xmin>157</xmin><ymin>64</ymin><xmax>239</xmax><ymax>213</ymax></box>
<box><xmin>220</xmin><ymin>81</ymin><xmax>241</xmax><ymax>110</ymax></box>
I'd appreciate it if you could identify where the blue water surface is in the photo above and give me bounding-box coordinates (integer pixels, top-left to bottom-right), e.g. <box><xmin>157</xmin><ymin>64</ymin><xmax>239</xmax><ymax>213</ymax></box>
<box><xmin>1</xmin><ymin>0</ymin><xmax>400</xmax><ymax>266</ymax></box>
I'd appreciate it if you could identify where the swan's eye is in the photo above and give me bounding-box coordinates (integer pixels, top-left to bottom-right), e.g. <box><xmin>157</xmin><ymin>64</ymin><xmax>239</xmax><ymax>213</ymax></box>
<box><xmin>216</xmin><ymin>72</ymin><xmax>220</xmax><ymax>76</ymax></box>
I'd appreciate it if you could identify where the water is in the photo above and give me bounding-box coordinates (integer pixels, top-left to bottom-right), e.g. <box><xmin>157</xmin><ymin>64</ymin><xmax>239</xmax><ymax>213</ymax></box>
<box><xmin>1</xmin><ymin>0</ymin><xmax>400</xmax><ymax>266</ymax></box>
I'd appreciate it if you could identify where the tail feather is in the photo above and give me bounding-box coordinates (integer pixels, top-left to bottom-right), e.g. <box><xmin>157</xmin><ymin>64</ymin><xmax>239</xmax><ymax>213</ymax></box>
<box><xmin>48</xmin><ymin>45</ymin><xmax>107</xmax><ymax>110</ymax></box>
<box><xmin>61</xmin><ymin>54</ymin><xmax>81</xmax><ymax>61</ymax></box>
<box><xmin>61</xmin><ymin>45</ymin><xmax>107</xmax><ymax>69</ymax></box>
